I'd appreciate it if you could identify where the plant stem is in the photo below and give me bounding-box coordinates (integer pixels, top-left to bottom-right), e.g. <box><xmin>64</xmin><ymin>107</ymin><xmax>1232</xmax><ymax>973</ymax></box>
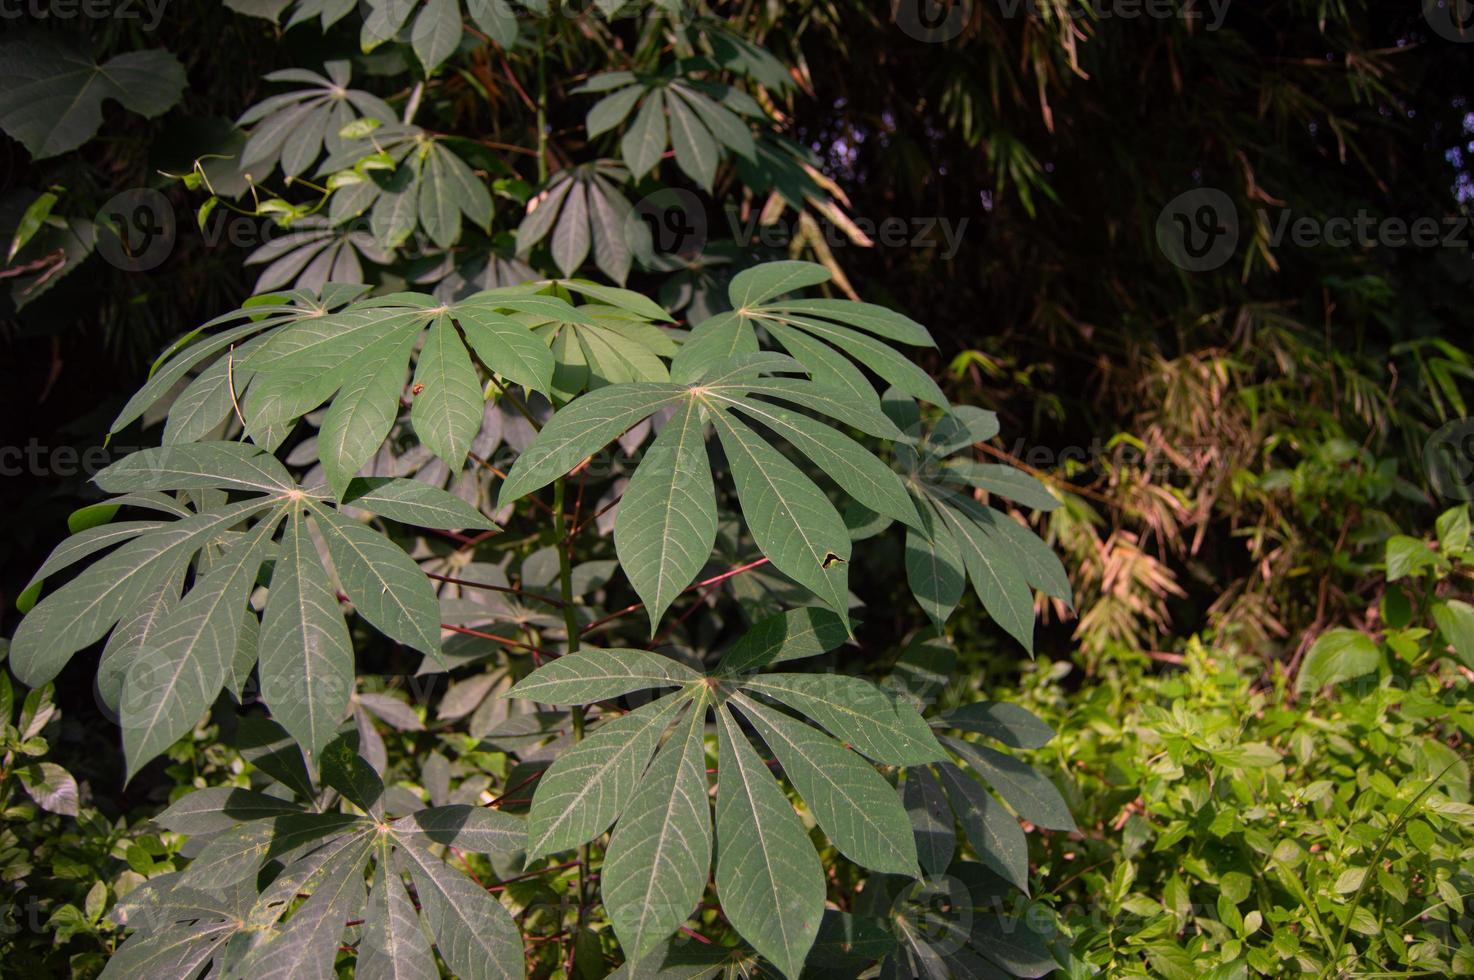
<box><xmin>536</xmin><ymin>18</ymin><xmax>549</xmax><ymax>184</ymax></box>
<box><xmin>552</xmin><ymin>477</ymin><xmax>588</xmax><ymax>975</ymax></box>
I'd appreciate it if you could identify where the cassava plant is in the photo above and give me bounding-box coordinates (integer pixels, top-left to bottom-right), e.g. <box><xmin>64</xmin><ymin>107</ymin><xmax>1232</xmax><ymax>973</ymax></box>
<box><xmin>6</xmin><ymin>4</ymin><xmax>1073</xmax><ymax>977</ymax></box>
<box><xmin>12</xmin><ymin>260</ymin><xmax>1072</xmax><ymax>977</ymax></box>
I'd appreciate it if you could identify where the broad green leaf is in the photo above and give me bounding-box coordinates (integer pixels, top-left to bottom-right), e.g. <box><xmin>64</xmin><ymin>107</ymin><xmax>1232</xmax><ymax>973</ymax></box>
<box><xmin>318</xmin><ymin>331</ymin><xmax>416</xmax><ymax>499</ymax></box>
<box><xmin>320</xmin><ymin>732</ymin><xmax>386</xmax><ymax>816</ymax></box>
<box><xmin>155</xmin><ymin>787</ymin><xmax>303</xmax><ymax>835</ymax></box>
<box><xmin>497</xmin><ymin>383</ymin><xmax>685</xmax><ymax>504</ymax></box>
<box><xmin>770</xmin><ymin>300</ymin><xmax>933</xmax><ymax>347</ymax></box>
<box><xmin>411</xmin><ymin>314</ymin><xmax>485</xmax><ymax>473</ymax></box>
<box><xmin>948</xmin><ymin>462</ymin><xmax>1058</xmax><ymax>511</ymax></box>
<box><xmin>936</xmin><ymin>763</ymin><xmax>1028</xmax><ymax>893</ymax></box>
<box><xmin>552</xmin><ymin>178</ymin><xmax>590</xmax><ymax>276</ymax></box>
<box><xmin>906</xmin><ymin>504</ymin><xmax>966</xmax><ymax>627</ymax></box>
<box><xmin>95</xmin><ymin>443</ymin><xmax>293</xmax><ymax>495</ymax></box>
<box><xmin>734</xmin><ymin>693</ymin><xmax>918</xmax><ymax>876</ymax></box>
<box><xmin>456</xmin><ymin>307</ymin><xmax>556</xmax><ymax>394</ymax></box>
<box><xmin>360</xmin><ymin>844</ymin><xmax>439</xmax><ymax>980</ymax></box>
<box><xmin>180</xmin><ymin>813</ymin><xmax>368</xmax><ymax>892</ymax></box>
<box><xmin>21</xmin><ymin>520</ymin><xmax>164</xmax><ymax>597</ymax></box>
<box><xmin>343</xmin><ymin>477</ymin><xmax>497</xmax><ymax>530</ymax></box>
<box><xmin>11</xmin><ymin>500</ymin><xmax>271</xmax><ymax>685</ymax></box>
<box><xmin>622</xmin><ymin>89</ymin><xmax>667</xmax><ymax>178</ymax></box>
<box><xmin>717</xmin><ymin>607</ymin><xmax>849</xmax><ymax>675</ymax></box>
<box><xmin>603</xmin><ymin>704</ymin><xmax>712</xmax><ymax>961</ymax></box>
<box><xmin>742</xmin><ymin>674</ymin><xmax>945</xmax><ymax>766</ymax></box>
<box><xmin>393</xmin><ymin>805</ymin><xmax>525</xmax><ymax>854</ymax></box>
<box><xmin>1386</xmin><ymin>534</ymin><xmax>1440</xmax><ymax>581</ymax></box>
<box><xmin>17</xmin><ymin>762</ymin><xmax>79</xmax><ymax>816</ymax></box>
<box><xmin>934</xmin><ymin>501</ymin><xmax>1036</xmax><ymax>653</ymax></box>
<box><xmin>980</xmin><ymin>507</ymin><xmax>1073</xmax><ymax>604</ymax></box>
<box><xmin>1295</xmin><ymin>628</ymin><xmax>1383</xmax><ymax>693</ymax></box>
<box><xmin>903</xmin><ymin>767</ymin><xmax>955</xmax><ymax>876</ymax></box>
<box><xmin>587</xmin><ymin>84</ymin><xmax>644</xmax><ymax>138</ymax></box>
<box><xmin>260</xmin><ymin>507</ymin><xmax>354</xmax><ymax>762</ymax></box>
<box><xmin>942</xmin><ymin>702</ymin><xmax>1055</xmax><ymax>749</ymax></box>
<box><xmin>314</xmin><ymin>505</ymin><xmax>443</xmax><ymax>658</ymax></box>
<box><xmin>509</xmin><ymin>649</ymin><xmax>699</xmax><ymax>705</ymax></box>
<box><xmin>616</xmin><ymin>397</ymin><xmax>718</xmax><ymax>630</ymax></box>
<box><xmin>666</xmin><ymin>89</ymin><xmax>719</xmax><ymax>190</ymax></box>
<box><xmin>1433</xmin><ymin>599</ymin><xmax>1474</xmax><ymax>669</ymax></box>
<box><xmin>398</xmin><ymin>836</ymin><xmax>525</xmax><ymax>980</ymax></box>
<box><xmin>712</xmin><ymin>409</ymin><xmax>850</xmax><ymax>612</ymax></box>
<box><xmin>944</xmin><ymin>737</ymin><xmax>1074</xmax><ymax>831</ymax></box>
<box><xmin>729</xmin><ymin>261</ymin><xmax>831</xmax><ymax>309</ymax></box>
<box><xmin>0</xmin><ymin>32</ymin><xmax>186</xmax><ymax>159</ymax></box>
<box><xmin>718</xmin><ymin>393</ymin><xmax>920</xmax><ymax>528</ymax></box>
<box><xmin>122</xmin><ymin>513</ymin><xmax>281</xmax><ymax>779</ymax></box>
<box><xmin>410</xmin><ymin>0</ymin><xmax>462</xmax><ymax>72</ymax></box>
<box><xmin>98</xmin><ymin>923</ymin><xmax>232</xmax><ymax>979</ymax></box>
<box><xmin>731</xmin><ymin>379</ymin><xmax>904</xmax><ymax>440</ymax></box>
<box><xmin>670</xmin><ymin>312</ymin><xmax>758</xmax><ymax>383</ymax></box>
<box><xmin>526</xmin><ymin>693</ymin><xmax>690</xmax><ymax>860</ymax></box>
<box><xmin>714</xmin><ymin>704</ymin><xmax>824</xmax><ymax>980</ymax></box>
<box><xmin>240</xmin><ymin>835</ymin><xmax>372</xmax><ymax>980</ymax></box>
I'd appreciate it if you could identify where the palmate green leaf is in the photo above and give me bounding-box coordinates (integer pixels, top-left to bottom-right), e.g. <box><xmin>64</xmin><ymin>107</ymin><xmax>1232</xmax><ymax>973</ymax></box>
<box><xmin>517</xmin><ymin>163</ymin><xmax>637</xmax><ymax>282</ymax></box>
<box><xmin>717</xmin><ymin>607</ymin><xmax>849</xmax><ymax>675</ymax></box>
<box><xmin>412</xmin><ymin>314</ymin><xmax>486</xmax><ymax>472</ymax></box>
<box><xmin>180</xmin><ymin>812</ymin><xmax>369</xmax><ymax>892</ymax></box>
<box><xmin>15</xmin><ymin>448</ymin><xmax>450</xmax><ymax>772</ymax></box>
<box><xmin>714</xmin><ymin>702</ymin><xmax>825</xmax><ymax>980</ymax></box>
<box><xmin>231</xmin><ymin>288</ymin><xmax>564</xmax><ymax>487</ymax></box>
<box><xmin>741</xmin><ymin>674</ymin><xmax>945</xmax><ymax>766</ymax></box>
<box><xmin>392</xmin><ymin>805</ymin><xmax>525</xmax><ymax>854</ymax></box>
<box><xmin>121</xmin><ymin>512</ymin><xmax>282</xmax><ymax>780</ymax></box>
<box><xmin>156</xmin><ymin>787</ymin><xmax>304</xmax><ymax>835</ymax></box>
<box><xmin>397</xmin><ymin>831</ymin><xmax>525</xmax><ymax>980</ymax></box>
<box><xmin>507</xmin><ymin>648</ymin><xmax>699</xmax><ymax>704</ymax></box>
<box><xmin>313</xmin><ymin>504</ymin><xmax>444</xmax><ymax>659</ymax></box>
<box><xmin>259</xmin><ymin>507</ymin><xmax>354</xmax><ymax>763</ymax></box>
<box><xmin>711</xmin><ymin>408</ymin><xmax>851</xmax><ymax>613</ymax></box>
<box><xmin>942</xmin><ymin>702</ymin><xmax>1056</xmax><ymax>750</ymax></box>
<box><xmin>411</xmin><ymin>0</ymin><xmax>461</xmax><ymax>73</ymax></box>
<box><xmin>239</xmin><ymin>834</ymin><xmax>373</xmax><ymax>980</ymax></box>
<box><xmin>525</xmin><ymin>692</ymin><xmax>692</xmax><ymax>860</ymax></box>
<box><xmin>320</xmin><ymin>732</ymin><xmax>387</xmax><ymax>817</ymax></box>
<box><xmin>602</xmin><ymin>703</ymin><xmax>712</xmax><ymax>962</ymax></box>
<box><xmin>944</xmin><ymin>737</ymin><xmax>1074</xmax><ymax>832</ymax></box>
<box><xmin>902</xmin><ymin>766</ymin><xmax>956</xmax><ymax>876</ymax></box>
<box><xmin>713</xmin><ymin>261</ymin><xmax>945</xmax><ymax>408</ymax></box>
<box><xmin>342</xmin><ymin>477</ymin><xmax>497</xmax><ymax>530</ymax></box>
<box><xmin>906</xmin><ymin>504</ymin><xmax>966</xmax><ymax>628</ymax></box>
<box><xmin>930</xmin><ymin>498</ymin><xmax>1036</xmax><ymax>654</ymax></box>
<box><xmin>0</xmin><ymin>31</ymin><xmax>186</xmax><ymax>159</ymax></box>
<box><xmin>713</xmin><ymin>391</ymin><xmax>921</xmax><ymax>529</ymax></box>
<box><xmin>732</xmin><ymin>693</ymin><xmax>918</xmax><ymax>876</ymax></box>
<box><xmin>360</xmin><ymin>842</ymin><xmax>438</xmax><ymax>980</ymax></box>
<box><xmin>935</xmin><ymin>762</ymin><xmax>1029</xmax><ymax>893</ymax></box>
<box><xmin>238</xmin><ymin>62</ymin><xmax>395</xmax><ymax>179</ymax></box>
<box><xmin>615</xmin><ymin>396</ymin><xmax>719</xmax><ymax>630</ymax></box>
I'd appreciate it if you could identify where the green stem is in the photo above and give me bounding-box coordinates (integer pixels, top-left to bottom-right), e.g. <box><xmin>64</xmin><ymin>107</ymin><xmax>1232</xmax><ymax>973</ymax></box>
<box><xmin>536</xmin><ymin>17</ymin><xmax>550</xmax><ymax>184</ymax></box>
<box><xmin>552</xmin><ymin>478</ymin><xmax>587</xmax><ymax>973</ymax></box>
